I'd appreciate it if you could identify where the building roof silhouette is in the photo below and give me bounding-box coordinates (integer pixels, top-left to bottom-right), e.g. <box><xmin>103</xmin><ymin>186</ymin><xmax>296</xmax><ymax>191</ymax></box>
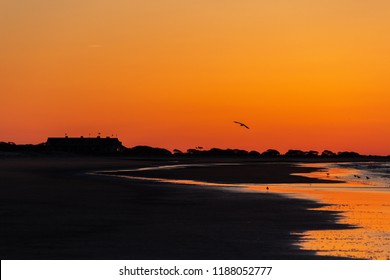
<box><xmin>46</xmin><ymin>137</ymin><xmax>123</xmax><ymax>153</ymax></box>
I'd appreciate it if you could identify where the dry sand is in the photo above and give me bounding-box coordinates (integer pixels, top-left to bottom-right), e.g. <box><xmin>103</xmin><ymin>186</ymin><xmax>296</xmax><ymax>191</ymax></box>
<box><xmin>0</xmin><ymin>157</ymin><xmax>349</xmax><ymax>259</ymax></box>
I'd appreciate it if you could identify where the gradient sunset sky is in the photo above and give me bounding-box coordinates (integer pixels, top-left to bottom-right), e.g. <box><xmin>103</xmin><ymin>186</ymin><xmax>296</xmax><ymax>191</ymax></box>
<box><xmin>1</xmin><ymin>1</ymin><xmax>389</xmax><ymax>155</ymax></box>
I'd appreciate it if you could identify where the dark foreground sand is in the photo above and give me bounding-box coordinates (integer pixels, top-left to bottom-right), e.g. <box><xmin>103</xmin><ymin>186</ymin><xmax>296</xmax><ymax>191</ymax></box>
<box><xmin>0</xmin><ymin>157</ymin><xmax>349</xmax><ymax>259</ymax></box>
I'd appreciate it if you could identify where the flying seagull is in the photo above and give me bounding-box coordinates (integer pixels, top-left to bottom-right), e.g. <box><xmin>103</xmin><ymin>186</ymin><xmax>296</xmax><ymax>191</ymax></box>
<box><xmin>234</xmin><ymin>121</ymin><xmax>250</xmax><ymax>129</ymax></box>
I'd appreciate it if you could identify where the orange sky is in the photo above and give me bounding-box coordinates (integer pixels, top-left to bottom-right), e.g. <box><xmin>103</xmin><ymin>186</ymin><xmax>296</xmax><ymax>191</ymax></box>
<box><xmin>1</xmin><ymin>1</ymin><xmax>390</xmax><ymax>155</ymax></box>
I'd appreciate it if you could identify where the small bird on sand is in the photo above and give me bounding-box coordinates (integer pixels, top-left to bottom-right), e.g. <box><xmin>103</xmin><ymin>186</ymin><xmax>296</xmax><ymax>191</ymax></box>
<box><xmin>366</xmin><ymin>176</ymin><xmax>370</xmax><ymax>180</ymax></box>
<box><xmin>234</xmin><ymin>121</ymin><xmax>249</xmax><ymax>129</ymax></box>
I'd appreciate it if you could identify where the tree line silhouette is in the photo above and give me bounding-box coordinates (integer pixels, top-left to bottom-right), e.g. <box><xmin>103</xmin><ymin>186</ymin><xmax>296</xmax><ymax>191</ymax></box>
<box><xmin>0</xmin><ymin>141</ymin><xmax>382</xmax><ymax>158</ymax></box>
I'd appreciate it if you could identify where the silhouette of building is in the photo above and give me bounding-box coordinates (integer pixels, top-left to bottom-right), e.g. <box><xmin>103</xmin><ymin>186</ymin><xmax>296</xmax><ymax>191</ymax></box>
<box><xmin>46</xmin><ymin>136</ymin><xmax>124</xmax><ymax>153</ymax></box>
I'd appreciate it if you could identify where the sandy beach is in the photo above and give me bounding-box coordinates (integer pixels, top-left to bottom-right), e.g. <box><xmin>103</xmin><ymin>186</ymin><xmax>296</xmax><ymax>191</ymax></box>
<box><xmin>0</xmin><ymin>157</ymin><xmax>350</xmax><ymax>259</ymax></box>
<box><xmin>109</xmin><ymin>161</ymin><xmax>341</xmax><ymax>184</ymax></box>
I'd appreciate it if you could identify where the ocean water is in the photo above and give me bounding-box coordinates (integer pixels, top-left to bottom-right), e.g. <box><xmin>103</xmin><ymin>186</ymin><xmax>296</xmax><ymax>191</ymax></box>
<box><xmin>337</xmin><ymin>162</ymin><xmax>390</xmax><ymax>186</ymax></box>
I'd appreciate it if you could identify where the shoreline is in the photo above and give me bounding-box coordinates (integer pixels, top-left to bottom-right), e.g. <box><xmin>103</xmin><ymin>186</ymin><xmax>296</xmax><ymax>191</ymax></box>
<box><xmin>0</xmin><ymin>157</ymin><xmax>351</xmax><ymax>259</ymax></box>
<box><xmin>106</xmin><ymin>162</ymin><xmax>343</xmax><ymax>184</ymax></box>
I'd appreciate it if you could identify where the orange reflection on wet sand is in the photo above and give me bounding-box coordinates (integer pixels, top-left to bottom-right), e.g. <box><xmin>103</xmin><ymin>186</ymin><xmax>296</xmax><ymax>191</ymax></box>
<box><xmin>251</xmin><ymin>164</ymin><xmax>390</xmax><ymax>259</ymax></box>
<box><xmin>304</xmin><ymin>191</ymin><xmax>390</xmax><ymax>259</ymax></box>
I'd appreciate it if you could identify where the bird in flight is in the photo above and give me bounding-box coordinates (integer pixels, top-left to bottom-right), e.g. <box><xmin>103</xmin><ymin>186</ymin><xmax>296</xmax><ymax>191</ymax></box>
<box><xmin>234</xmin><ymin>121</ymin><xmax>250</xmax><ymax>129</ymax></box>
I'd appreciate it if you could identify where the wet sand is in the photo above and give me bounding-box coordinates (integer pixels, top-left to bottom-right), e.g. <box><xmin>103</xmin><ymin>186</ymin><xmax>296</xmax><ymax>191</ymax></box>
<box><xmin>250</xmin><ymin>163</ymin><xmax>390</xmax><ymax>260</ymax></box>
<box><xmin>0</xmin><ymin>157</ymin><xmax>349</xmax><ymax>259</ymax></box>
<box><xmin>292</xmin><ymin>189</ymin><xmax>390</xmax><ymax>260</ymax></box>
<box><xmin>111</xmin><ymin>162</ymin><xmax>341</xmax><ymax>184</ymax></box>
